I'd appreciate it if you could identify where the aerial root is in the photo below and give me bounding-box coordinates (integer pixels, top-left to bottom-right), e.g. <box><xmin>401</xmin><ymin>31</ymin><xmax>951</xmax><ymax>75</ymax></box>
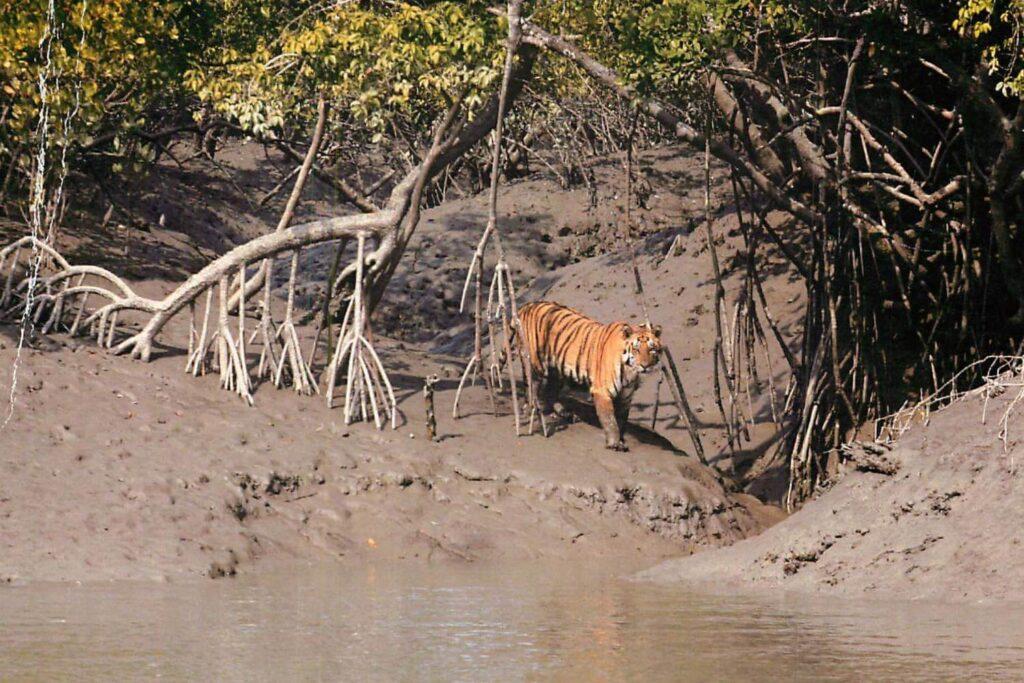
<box><xmin>272</xmin><ymin>249</ymin><xmax>318</xmax><ymax>395</ymax></box>
<box><xmin>453</xmin><ymin>229</ymin><xmax>495</xmax><ymax>419</ymax></box>
<box><xmin>0</xmin><ymin>229</ymin><xmax>402</xmax><ymax>417</ymax></box>
<box><xmin>0</xmin><ymin>236</ymin><xmax>160</xmax><ymax>353</ymax></box>
<box><xmin>254</xmin><ymin>255</ymin><xmax>280</xmax><ymax>381</ymax></box>
<box><xmin>185</xmin><ymin>272</ymin><xmax>252</xmax><ymax>405</ymax></box>
<box><xmin>492</xmin><ymin>261</ymin><xmax>521</xmax><ymax>434</ymax></box>
<box><xmin>185</xmin><ymin>288</ymin><xmax>214</xmax><ymax>377</ymax></box>
<box><xmin>877</xmin><ymin>354</ymin><xmax>1024</xmax><ymax>456</ymax></box>
<box><xmin>453</xmin><ymin>352</ymin><xmax>481</xmax><ymax>419</ymax></box>
<box><xmin>324</xmin><ymin>232</ymin><xmax>397</xmax><ymax>429</ymax></box>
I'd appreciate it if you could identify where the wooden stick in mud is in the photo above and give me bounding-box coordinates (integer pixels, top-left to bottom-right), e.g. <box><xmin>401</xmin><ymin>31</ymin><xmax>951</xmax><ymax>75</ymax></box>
<box><xmin>424</xmin><ymin>374</ymin><xmax>439</xmax><ymax>441</ymax></box>
<box><xmin>702</xmin><ymin>124</ymin><xmax>740</xmax><ymax>462</ymax></box>
<box><xmin>660</xmin><ymin>350</ymin><xmax>707</xmax><ymax>465</ymax></box>
<box><xmin>651</xmin><ymin>374</ymin><xmax>663</xmax><ymax>430</ymax></box>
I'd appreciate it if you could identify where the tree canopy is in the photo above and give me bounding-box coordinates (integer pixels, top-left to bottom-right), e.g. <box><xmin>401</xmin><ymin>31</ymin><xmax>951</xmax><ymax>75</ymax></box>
<box><xmin>3</xmin><ymin>1</ymin><xmax>1021</xmax><ymax>173</ymax></box>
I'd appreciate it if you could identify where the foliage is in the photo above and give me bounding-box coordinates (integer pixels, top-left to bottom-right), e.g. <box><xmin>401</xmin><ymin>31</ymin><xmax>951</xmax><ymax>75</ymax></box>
<box><xmin>0</xmin><ymin>1</ymin><xmax>211</xmax><ymax>173</ymax></box>
<box><xmin>954</xmin><ymin>0</ymin><xmax>1024</xmax><ymax>95</ymax></box>
<box><xmin>185</xmin><ymin>1</ymin><xmax>506</xmax><ymax>140</ymax></box>
<box><xmin>2</xmin><ymin>1</ymin><xmax>1019</xmax><ymax>172</ymax></box>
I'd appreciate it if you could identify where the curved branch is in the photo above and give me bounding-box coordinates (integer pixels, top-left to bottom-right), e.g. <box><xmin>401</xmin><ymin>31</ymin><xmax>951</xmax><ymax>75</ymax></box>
<box><xmin>114</xmin><ymin>209</ymin><xmax>398</xmax><ymax>360</ymax></box>
<box><xmin>36</xmin><ymin>265</ymin><xmax>147</xmax><ymax>301</ymax></box>
<box><xmin>0</xmin><ymin>235</ymin><xmax>70</xmax><ymax>270</ymax></box>
<box><xmin>720</xmin><ymin>50</ymin><xmax>830</xmax><ymax>184</ymax></box>
<box><xmin>707</xmin><ymin>67</ymin><xmax>787</xmax><ymax>181</ymax></box>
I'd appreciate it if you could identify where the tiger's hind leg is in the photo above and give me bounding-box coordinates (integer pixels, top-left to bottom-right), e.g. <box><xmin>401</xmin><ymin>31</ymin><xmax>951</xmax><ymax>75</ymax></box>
<box><xmin>593</xmin><ymin>390</ymin><xmax>627</xmax><ymax>451</ymax></box>
<box><xmin>539</xmin><ymin>370</ymin><xmax>576</xmax><ymax>423</ymax></box>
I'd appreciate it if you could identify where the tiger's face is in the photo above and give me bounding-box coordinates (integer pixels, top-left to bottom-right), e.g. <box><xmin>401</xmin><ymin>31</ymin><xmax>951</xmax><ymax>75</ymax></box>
<box><xmin>621</xmin><ymin>323</ymin><xmax>663</xmax><ymax>374</ymax></box>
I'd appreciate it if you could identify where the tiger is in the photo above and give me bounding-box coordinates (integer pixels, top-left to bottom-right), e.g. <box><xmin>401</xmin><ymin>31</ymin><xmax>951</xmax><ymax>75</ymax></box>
<box><xmin>512</xmin><ymin>301</ymin><xmax>662</xmax><ymax>451</ymax></box>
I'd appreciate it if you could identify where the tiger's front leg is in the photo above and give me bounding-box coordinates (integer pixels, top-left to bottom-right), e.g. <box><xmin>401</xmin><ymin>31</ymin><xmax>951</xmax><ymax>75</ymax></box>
<box><xmin>593</xmin><ymin>390</ymin><xmax>627</xmax><ymax>451</ymax></box>
<box><xmin>614</xmin><ymin>396</ymin><xmax>632</xmax><ymax>446</ymax></box>
<box><xmin>540</xmin><ymin>369</ymin><xmax>562</xmax><ymax>414</ymax></box>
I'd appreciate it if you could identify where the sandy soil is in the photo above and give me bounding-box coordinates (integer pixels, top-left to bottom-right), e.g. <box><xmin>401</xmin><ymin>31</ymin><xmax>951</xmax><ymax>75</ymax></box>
<box><xmin>0</xmin><ymin>141</ymin><xmax>792</xmax><ymax>583</ymax></box>
<box><xmin>639</xmin><ymin>391</ymin><xmax>1024</xmax><ymax>603</ymax></box>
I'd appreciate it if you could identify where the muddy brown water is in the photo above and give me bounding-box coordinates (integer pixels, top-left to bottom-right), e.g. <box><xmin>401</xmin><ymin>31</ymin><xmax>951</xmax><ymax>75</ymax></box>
<box><xmin>1</xmin><ymin>561</ymin><xmax>1022</xmax><ymax>681</ymax></box>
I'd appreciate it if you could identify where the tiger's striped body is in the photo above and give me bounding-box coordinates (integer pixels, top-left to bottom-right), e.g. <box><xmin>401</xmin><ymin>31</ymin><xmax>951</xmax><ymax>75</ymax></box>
<box><xmin>516</xmin><ymin>301</ymin><xmax>662</xmax><ymax>451</ymax></box>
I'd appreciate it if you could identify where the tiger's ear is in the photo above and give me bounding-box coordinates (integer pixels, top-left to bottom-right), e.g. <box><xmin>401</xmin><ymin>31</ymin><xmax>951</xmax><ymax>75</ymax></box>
<box><xmin>652</xmin><ymin>324</ymin><xmax>662</xmax><ymax>338</ymax></box>
<box><xmin>620</xmin><ymin>323</ymin><xmax>633</xmax><ymax>339</ymax></box>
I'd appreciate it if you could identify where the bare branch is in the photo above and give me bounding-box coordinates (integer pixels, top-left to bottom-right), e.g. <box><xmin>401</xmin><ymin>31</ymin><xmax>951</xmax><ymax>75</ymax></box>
<box><xmin>517</xmin><ymin>17</ymin><xmax>823</xmax><ymax>227</ymax></box>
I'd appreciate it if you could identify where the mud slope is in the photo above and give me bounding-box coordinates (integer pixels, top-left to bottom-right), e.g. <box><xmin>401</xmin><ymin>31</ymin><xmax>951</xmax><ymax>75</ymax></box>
<box><xmin>375</xmin><ymin>146</ymin><xmax>737</xmax><ymax>342</ymax></box>
<box><xmin>638</xmin><ymin>392</ymin><xmax>1024</xmax><ymax>603</ymax></box>
<box><xmin>0</xmin><ymin>330</ymin><xmax>778</xmax><ymax>583</ymax></box>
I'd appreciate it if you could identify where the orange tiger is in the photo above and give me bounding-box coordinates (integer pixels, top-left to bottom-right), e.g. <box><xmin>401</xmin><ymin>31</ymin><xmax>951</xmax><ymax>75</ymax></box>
<box><xmin>514</xmin><ymin>301</ymin><xmax>662</xmax><ymax>451</ymax></box>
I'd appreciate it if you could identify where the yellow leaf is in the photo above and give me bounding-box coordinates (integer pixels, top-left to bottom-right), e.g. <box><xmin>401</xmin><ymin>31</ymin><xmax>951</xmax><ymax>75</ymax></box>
<box><xmin>135</xmin><ymin>36</ymin><xmax>146</xmax><ymax>45</ymax></box>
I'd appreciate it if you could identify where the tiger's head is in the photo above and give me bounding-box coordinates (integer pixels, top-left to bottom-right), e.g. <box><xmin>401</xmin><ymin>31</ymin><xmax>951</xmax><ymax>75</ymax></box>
<box><xmin>620</xmin><ymin>323</ymin><xmax>663</xmax><ymax>374</ymax></box>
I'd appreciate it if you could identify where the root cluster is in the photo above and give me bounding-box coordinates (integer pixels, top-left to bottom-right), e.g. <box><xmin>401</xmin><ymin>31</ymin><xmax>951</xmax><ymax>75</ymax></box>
<box><xmin>0</xmin><ymin>231</ymin><xmax>395</xmax><ymax>425</ymax></box>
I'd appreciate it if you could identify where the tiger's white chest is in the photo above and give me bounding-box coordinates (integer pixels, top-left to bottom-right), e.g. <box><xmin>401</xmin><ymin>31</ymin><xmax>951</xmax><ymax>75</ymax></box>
<box><xmin>616</xmin><ymin>351</ymin><xmax>643</xmax><ymax>396</ymax></box>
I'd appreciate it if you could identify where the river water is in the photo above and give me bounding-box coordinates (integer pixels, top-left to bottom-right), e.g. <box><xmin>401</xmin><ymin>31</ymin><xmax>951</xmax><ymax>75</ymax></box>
<box><xmin>1</xmin><ymin>561</ymin><xmax>1022</xmax><ymax>681</ymax></box>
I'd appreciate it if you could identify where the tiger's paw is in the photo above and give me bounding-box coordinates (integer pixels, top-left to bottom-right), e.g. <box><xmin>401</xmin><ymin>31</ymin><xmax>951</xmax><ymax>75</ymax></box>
<box><xmin>607</xmin><ymin>440</ymin><xmax>629</xmax><ymax>452</ymax></box>
<box><xmin>552</xmin><ymin>402</ymin><xmax>575</xmax><ymax>421</ymax></box>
